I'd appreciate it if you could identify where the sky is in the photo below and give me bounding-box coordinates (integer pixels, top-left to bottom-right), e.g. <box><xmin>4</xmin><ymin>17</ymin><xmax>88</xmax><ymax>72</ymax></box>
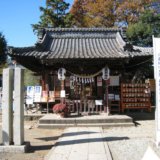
<box><xmin>0</xmin><ymin>0</ymin><xmax>73</xmax><ymax>47</ymax></box>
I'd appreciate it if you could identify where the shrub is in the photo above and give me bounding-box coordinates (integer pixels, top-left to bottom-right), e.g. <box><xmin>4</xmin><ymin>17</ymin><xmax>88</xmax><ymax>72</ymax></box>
<box><xmin>52</xmin><ymin>103</ymin><xmax>68</xmax><ymax>114</ymax></box>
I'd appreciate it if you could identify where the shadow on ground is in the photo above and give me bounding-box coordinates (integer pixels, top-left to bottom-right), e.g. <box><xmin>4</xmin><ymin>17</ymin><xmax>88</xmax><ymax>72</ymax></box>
<box><xmin>27</xmin><ymin>136</ymin><xmax>129</xmax><ymax>153</ymax></box>
<box><xmin>122</xmin><ymin>109</ymin><xmax>155</xmax><ymax>121</ymax></box>
<box><xmin>27</xmin><ymin>144</ymin><xmax>53</xmax><ymax>153</ymax></box>
<box><xmin>55</xmin><ymin>136</ymin><xmax>129</xmax><ymax>146</ymax></box>
<box><xmin>62</xmin><ymin>131</ymin><xmax>98</xmax><ymax>137</ymax></box>
<box><xmin>35</xmin><ymin>135</ymin><xmax>60</xmax><ymax>141</ymax></box>
<box><xmin>32</xmin><ymin>131</ymin><xmax>129</xmax><ymax>152</ymax></box>
<box><xmin>36</xmin><ymin>131</ymin><xmax>98</xmax><ymax>142</ymax></box>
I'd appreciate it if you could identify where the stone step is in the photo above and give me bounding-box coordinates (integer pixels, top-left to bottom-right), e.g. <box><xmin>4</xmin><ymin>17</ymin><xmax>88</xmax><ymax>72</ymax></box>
<box><xmin>39</xmin><ymin>116</ymin><xmax>133</xmax><ymax>124</ymax></box>
<box><xmin>38</xmin><ymin>114</ymin><xmax>134</xmax><ymax>129</ymax></box>
<box><xmin>38</xmin><ymin>122</ymin><xmax>134</xmax><ymax>129</ymax></box>
<box><xmin>39</xmin><ymin>118</ymin><xmax>132</xmax><ymax>124</ymax></box>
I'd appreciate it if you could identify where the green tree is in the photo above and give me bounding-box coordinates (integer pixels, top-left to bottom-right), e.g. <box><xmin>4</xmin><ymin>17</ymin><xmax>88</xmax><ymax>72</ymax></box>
<box><xmin>126</xmin><ymin>10</ymin><xmax>160</xmax><ymax>46</ymax></box>
<box><xmin>32</xmin><ymin>0</ymin><xmax>74</xmax><ymax>32</ymax></box>
<box><xmin>0</xmin><ymin>32</ymin><xmax>7</xmax><ymax>65</ymax></box>
<box><xmin>116</xmin><ymin>0</ymin><xmax>154</xmax><ymax>26</ymax></box>
<box><xmin>24</xmin><ymin>69</ymin><xmax>40</xmax><ymax>86</ymax></box>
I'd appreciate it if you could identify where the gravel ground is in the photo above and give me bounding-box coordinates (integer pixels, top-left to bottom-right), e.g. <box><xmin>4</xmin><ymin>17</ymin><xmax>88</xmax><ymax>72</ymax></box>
<box><xmin>0</xmin><ymin>119</ymin><xmax>64</xmax><ymax>160</ymax></box>
<box><xmin>103</xmin><ymin>120</ymin><xmax>160</xmax><ymax>160</ymax></box>
<box><xmin>0</xmin><ymin>113</ymin><xmax>160</xmax><ymax>160</ymax></box>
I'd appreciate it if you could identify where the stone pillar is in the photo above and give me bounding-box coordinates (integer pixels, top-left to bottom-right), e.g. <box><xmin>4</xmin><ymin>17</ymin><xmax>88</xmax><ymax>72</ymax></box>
<box><xmin>2</xmin><ymin>68</ymin><xmax>14</xmax><ymax>145</ymax></box>
<box><xmin>13</xmin><ymin>68</ymin><xmax>24</xmax><ymax>145</ymax></box>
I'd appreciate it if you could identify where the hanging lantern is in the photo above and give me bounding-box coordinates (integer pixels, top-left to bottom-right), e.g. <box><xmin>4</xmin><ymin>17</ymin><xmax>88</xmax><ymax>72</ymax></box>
<box><xmin>70</xmin><ymin>76</ymin><xmax>74</xmax><ymax>81</ymax></box>
<box><xmin>84</xmin><ymin>78</ymin><xmax>86</xmax><ymax>84</ymax></box>
<box><xmin>82</xmin><ymin>78</ymin><xmax>84</xmax><ymax>83</ymax></box>
<box><xmin>102</xmin><ymin>66</ymin><xmax>110</xmax><ymax>80</ymax></box>
<box><xmin>70</xmin><ymin>76</ymin><xmax>74</xmax><ymax>89</ymax></box>
<box><xmin>58</xmin><ymin>68</ymin><xmax>66</xmax><ymax>80</ymax></box>
<box><xmin>75</xmin><ymin>76</ymin><xmax>78</xmax><ymax>82</ymax></box>
<box><xmin>72</xmin><ymin>76</ymin><xmax>75</xmax><ymax>81</ymax></box>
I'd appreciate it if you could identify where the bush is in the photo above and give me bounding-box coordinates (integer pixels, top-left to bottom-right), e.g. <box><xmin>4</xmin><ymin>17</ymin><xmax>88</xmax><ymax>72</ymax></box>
<box><xmin>52</xmin><ymin>103</ymin><xmax>68</xmax><ymax>115</ymax></box>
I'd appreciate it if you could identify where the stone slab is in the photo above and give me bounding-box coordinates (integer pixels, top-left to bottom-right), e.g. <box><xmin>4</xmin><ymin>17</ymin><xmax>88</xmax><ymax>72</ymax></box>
<box><xmin>142</xmin><ymin>146</ymin><xmax>160</xmax><ymax>160</ymax></box>
<box><xmin>24</xmin><ymin>114</ymin><xmax>46</xmax><ymax>121</ymax></box>
<box><xmin>38</xmin><ymin>122</ymin><xmax>134</xmax><ymax>129</ymax></box>
<box><xmin>40</xmin><ymin>114</ymin><xmax>132</xmax><ymax>121</ymax></box>
<box><xmin>45</xmin><ymin>127</ymin><xmax>112</xmax><ymax>160</ymax></box>
<box><xmin>38</xmin><ymin>114</ymin><xmax>134</xmax><ymax>129</ymax></box>
<box><xmin>0</xmin><ymin>141</ymin><xmax>30</xmax><ymax>153</ymax></box>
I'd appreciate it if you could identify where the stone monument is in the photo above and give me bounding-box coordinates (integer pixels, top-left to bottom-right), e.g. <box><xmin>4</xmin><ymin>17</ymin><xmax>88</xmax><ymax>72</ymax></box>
<box><xmin>0</xmin><ymin>67</ymin><xmax>29</xmax><ymax>153</ymax></box>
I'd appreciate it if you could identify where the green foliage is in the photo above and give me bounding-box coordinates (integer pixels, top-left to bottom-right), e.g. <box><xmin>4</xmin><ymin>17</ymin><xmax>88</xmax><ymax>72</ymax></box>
<box><xmin>24</xmin><ymin>69</ymin><xmax>40</xmax><ymax>86</ymax></box>
<box><xmin>32</xmin><ymin>0</ymin><xmax>74</xmax><ymax>32</ymax></box>
<box><xmin>0</xmin><ymin>63</ymin><xmax>8</xmax><ymax>75</ymax></box>
<box><xmin>0</xmin><ymin>32</ymin><xmax>7</xmax><ymax>65</ymax></box>
<box><xmin>126</xmin><ymin>10</ymin><xmax>160</xmax><ymax>46</ymax></box>
<box><xmin>115</xmin><ymin>0</ymin><xmax>154</xmax><ymax>26</ymax></box>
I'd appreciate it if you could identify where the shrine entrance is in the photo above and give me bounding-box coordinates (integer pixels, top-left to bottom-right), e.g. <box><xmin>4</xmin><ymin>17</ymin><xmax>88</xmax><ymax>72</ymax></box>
<box><xmin>9</xmin><ymin>28</ymin><xmax>153</xmax><ymax>115</ymax></box>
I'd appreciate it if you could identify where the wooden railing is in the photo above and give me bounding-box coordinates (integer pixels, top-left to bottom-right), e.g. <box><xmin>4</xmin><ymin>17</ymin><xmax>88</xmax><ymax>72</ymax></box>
<box><xmin>65</xmin><ymin>99</ymin><xmax>104</xmax><ymax>115</ymax></box>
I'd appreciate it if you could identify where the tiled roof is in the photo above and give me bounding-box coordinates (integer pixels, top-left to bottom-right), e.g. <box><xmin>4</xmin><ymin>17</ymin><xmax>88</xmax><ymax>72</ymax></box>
<box><xmin>9</xmin><ymin>28</ymin><xmax>153</xmax><ymax>60</ymax></box>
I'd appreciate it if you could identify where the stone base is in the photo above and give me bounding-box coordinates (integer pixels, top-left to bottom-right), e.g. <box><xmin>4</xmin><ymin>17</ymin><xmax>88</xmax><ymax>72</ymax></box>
<box><xmin>100</xmin><ymin>112</ymin><xmax>110</xmax><ymax>116</ymax></box>
<box><xmin>149</xmin><ymin>141</ymin><xmax>160</xmax><ymax>158</ymax></box>
<box><xmin>38</xmin><ymin>114</ymin><xmax>134</xmax><ymax>129</ymax></box>
<box><xmin>142</xmin><ymin>146</ymin><xmax>160</xmax><ymax>160</ymax></box>
<box><xmin>0</xmin><ymin>141</ymin><xmax>30</xmax><ymax>153</ymax></box>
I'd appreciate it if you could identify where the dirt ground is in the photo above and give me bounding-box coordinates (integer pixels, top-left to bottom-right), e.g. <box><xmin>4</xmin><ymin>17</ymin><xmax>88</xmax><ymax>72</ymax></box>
<box><xmin>0</xmin><ymin>111</ymin><xmax>158</xmax><ymax>160</ymax></box>
<box><xmin>0</xmin><ymin>120</ymin><xmax>64</xmax><ymax>160</ymax></box>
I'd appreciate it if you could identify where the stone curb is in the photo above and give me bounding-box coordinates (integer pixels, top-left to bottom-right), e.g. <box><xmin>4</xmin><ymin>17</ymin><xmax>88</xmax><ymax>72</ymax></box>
<box><xmin>0</xmin><ymin>141</ymin><xmax>30</xmax><ymax>153</ymax></box>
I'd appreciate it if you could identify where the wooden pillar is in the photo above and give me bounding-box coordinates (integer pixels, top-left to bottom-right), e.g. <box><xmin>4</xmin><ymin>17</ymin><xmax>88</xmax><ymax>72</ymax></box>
<box><xmin>41</xmin><ymin>73</ymin><xmax>46</xmax><ymax>91</ymax></box>
<box><xmin>41</xmin><ymin>71</ymin><xmax>49</xmax><ymax>90</ymax></box>
<box><xmin>96</xmin><ymin>105</ymin><xmax>98</xmax><ymax>112</ymax></box>
<box><xmin>41</xmin><ymin>72</ymin><xmax>50</xmax><ymax>113</ymax></box>
<box><xmin>76</xmin><ymin>100</ymin><xmax>79</xmax><ymax>114</ymax></box>
<box><xmin>61</xmin><ymin>80</ymin><xmax>65</xmax><ymax>104</ymax></box>
<box><xmin>80</xmin><ymin>102</ymin><xmax>82</xmax><ymax>113</ymax></box>
<box><xmin>84</xmin><ymin>99</ymin><xmax>87</xmax><ymax>113</ymax></box>
<box><xmin>72</xmin><ymin>100</ymin><xmax>75</xmax><ymax>113</ymax></box>
<box><xmin>104</xmin><ymin>80</ymin><xmax>110</xmax><ymax>114</ymax></box>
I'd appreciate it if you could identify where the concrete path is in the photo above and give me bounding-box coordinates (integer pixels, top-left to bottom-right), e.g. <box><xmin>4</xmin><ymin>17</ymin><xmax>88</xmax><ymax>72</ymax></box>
<box><xmin>45</xmin><ymin>127</ymin><xmax>112</xmax><ymax>160</ymax></box>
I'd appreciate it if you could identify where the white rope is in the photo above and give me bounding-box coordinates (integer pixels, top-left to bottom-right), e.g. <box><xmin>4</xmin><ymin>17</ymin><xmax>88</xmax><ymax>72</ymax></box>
<box><xmin>67</xmin><ymin>67</ymin><xmax>104</xmax><ymax>78</ymax></box>
<box><xmin>126</xmin><ymin>58</ymin><xmax>152</xmax><ymax>68</ymax></box>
